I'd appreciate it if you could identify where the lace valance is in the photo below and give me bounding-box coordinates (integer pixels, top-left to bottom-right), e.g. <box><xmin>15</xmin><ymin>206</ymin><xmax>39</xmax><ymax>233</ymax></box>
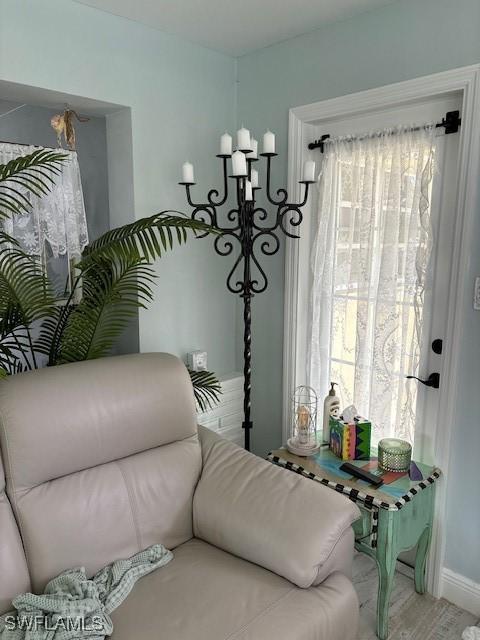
<box><xmin>0</xmin><ymin>142</ymin><xmax>89</xmax><ymax>261</ymax></box>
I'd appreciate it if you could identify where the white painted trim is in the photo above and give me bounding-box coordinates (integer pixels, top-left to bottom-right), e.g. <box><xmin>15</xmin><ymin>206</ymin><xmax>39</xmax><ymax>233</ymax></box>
<box><xmin>441</xmin><ymin>569</ymin><xmax>480</xmax><ymax>616</ymax></box>
<box><xmin>290</xmin><ymin>64</ymin><xmax>480</xmax><ymax>124</ymax></box>
<box><xmin>429</xmin><ymin>66</ymin><xmax>480</xmax><ymax>599</ymax></box>
<box><xmin>284</xmin><ymin>64</ymin><xmax>480</xmax><ymax>597</ymax></box>
<box><xmin>282</xmin><ymin>109</ymin><xmax>305</xmax><ymax>443</ymax></box>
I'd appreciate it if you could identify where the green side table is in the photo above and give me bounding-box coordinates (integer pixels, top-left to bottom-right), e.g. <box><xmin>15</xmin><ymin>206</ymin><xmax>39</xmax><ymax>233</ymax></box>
<box><xmin>268</xmin><ymin>447</ymin><xmax>440</xmax><ymax>640</ymax></box>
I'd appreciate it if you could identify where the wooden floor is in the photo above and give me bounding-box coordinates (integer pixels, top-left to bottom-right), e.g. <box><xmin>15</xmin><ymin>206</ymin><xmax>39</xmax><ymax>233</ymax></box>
<box><xmin>353</xmin><ymin>553</ymin><xmax>479</xmax><ymax>640</ymax></box>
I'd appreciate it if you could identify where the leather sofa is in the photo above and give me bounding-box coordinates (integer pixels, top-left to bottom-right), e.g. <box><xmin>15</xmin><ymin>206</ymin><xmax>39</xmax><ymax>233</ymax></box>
<box><xmin>0</xmin><ymin>352</ymin><xmax>360</xmax><ymax>639</ymax></box>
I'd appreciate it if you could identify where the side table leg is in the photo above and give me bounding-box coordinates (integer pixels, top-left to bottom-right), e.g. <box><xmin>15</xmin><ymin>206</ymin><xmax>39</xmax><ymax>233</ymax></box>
<box><xmin>375</xmin><ymin>513</ymin><xmax>397</xmax><ymax>640</ymax></box>
<box><xmin>376</xmin><ymin>551</ymin><xmax>397</xmax><ymax>639</ymax></box>
<box><xmin>414</xmin><ymin>526</ymin><xmax>431</xmax><ymax>594</ymax></box>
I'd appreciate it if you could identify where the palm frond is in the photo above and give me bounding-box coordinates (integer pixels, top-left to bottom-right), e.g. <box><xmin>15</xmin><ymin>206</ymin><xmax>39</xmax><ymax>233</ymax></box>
<box><xmin>0</xmin><ymin>244</ymin><xmax>54</xmax><ymax>334</ymax></box>
<box><xmin>0</xmin><ymin>149</ymin><xmax>68</xmax><ymax>220</ymax></box>
<box><xmin>58</xmin><ymin>256</ymin><xmax>157</xmax><ymax>363</ymax></box>
<box><xmin>0</xmin><ymin>339</ymin><xmax>30</xmax><ymax>376</ymax></box>
<box><xmin>35</xmin><ymin>304</ymin><xmax>76</xmax><ymax>365</ymax></box>
<box><xmin>188</xmin><ymin>368</ymin><xmax>222</xmax><ymax>413</ymax></box>
<box><xmin>0</xmin><ymin>342</ymin><xmax>17</xmax><ymax>374</ymax></box>
<box><xmin>0</xmin><ymin>230</ymin><xmax>20</xmax><ymax>248</ymax></box>
<box><xmin>80</xmin><ymin>211</ymin><xmax>218</xmax><ymax>264</ymax></box>
<box><xmin>5</xmin><ymin>358</ymin><xmax>27</xmax><ymax>375</ymax></box>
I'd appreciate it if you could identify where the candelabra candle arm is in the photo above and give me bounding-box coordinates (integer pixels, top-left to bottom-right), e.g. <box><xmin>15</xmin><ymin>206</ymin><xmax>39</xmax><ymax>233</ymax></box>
<box><xmin>183</xmin><ymin>174</ymin><xmax>228</xmax><ymax>210</ymax></box>
<box><xmin>281</xmin><ymin>181</ymin><xmax>311</xmax><ymax>209</ymax></box>
<box><xmin>265</xmin><ymin>154</ymin><xmax>289</xmax><ymax>206</ymax></box>
<box><xmin>207</xmin><ymin>156</ymin><xmax>229</xmax><ymax>206</ymax></box>
<box><xmin>182</xmin><ymin>183</ymin><xmax>204</xmax><ymax>209</ymax></box>
<box><xmin>295</xmin><ymin>181</ymin><xmax>312</xmax><ymax>208</ymax></box>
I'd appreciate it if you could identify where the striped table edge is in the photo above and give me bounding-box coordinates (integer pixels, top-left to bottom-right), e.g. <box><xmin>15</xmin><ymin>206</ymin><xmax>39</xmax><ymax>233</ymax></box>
<box><xmin>266</xmin><ymin>453</ymin><xmax>441</xmax><ymax>512</ymax></box>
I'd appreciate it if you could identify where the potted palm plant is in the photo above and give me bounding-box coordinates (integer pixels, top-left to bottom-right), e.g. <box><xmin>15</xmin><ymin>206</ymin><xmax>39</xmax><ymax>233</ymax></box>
<box><xmin>0</xmin><ymin>149</ymin><xmax>221</xmax><ymax>411</ymax></box>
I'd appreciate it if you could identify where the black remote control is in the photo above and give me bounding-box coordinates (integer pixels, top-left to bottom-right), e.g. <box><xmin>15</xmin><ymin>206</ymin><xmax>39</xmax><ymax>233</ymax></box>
<box><xmin>340</xmin><ymin>462</ymin><xmax>384</xmax><ymax>487</ymax></box>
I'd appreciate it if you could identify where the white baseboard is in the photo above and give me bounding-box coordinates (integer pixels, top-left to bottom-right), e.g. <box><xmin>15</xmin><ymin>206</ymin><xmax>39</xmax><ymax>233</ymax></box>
<box><xmin>441</xmin><ymin>568</ymin><xmax>480</xmax><ymax>616</ymax></box>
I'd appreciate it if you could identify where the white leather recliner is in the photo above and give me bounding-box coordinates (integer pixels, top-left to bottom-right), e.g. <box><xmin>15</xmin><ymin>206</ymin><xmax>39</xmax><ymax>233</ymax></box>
<box><xmin>0</xmin><ymin>353</ymin><xmax>360</xmax><ymax>639</ymax></box>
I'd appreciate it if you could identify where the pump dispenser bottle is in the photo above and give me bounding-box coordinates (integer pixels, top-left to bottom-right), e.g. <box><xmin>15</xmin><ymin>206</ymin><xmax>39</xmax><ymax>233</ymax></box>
<box><xmin>323</xmin><ymin>382</ymin><xmax>340</xmax><ymax>444</ymax></box>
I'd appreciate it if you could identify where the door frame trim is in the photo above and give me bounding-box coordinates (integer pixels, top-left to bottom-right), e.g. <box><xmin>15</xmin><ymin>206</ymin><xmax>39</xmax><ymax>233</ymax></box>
<box><xmin>284</xmin><ymin>64</ymin><xmax>480</xmax><ymax>597</ymax></box>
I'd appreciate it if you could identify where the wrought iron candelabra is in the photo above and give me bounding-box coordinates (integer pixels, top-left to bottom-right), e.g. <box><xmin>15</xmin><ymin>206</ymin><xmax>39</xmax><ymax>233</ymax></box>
<box><xmin>180</xmin><ymin>133</ymin><xmax>314</xmax><ymax>451</ymax></box>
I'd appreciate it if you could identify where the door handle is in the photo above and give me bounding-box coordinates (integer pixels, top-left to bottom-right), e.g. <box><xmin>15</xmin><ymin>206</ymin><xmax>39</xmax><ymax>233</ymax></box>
<box><xmin>432</xmin><ymin>339</ymin><xmax>443</xmax><ymax>355</ymax></box>
<box><xmin>406</xmin><ymin>372</ymin><xmax>440</xmax><ymax>389</ymax></box>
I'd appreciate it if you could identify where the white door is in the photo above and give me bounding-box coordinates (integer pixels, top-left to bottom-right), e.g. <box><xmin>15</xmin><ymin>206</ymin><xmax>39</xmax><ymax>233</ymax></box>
<box><xmin>295</xmin><ymin>94</ymin><xmax>462</xmax><ymax>464</ymax></box>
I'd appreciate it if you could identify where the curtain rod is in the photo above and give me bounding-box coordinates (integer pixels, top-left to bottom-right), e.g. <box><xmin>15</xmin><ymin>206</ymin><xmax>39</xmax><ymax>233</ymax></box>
<box><xmin>0</xmin><ymin>140</ymin><xmax>76</xmax><ymax>154</ymax></box>
<box><xmin>308</xmin><ymin>110</ymin><xmax>461</xmax><ymax>152</ymax></box>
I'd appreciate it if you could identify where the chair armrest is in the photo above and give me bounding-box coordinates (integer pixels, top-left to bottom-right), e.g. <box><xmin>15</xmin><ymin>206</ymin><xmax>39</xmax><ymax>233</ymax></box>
<box><xmin>193</xmin><ymin>427</ymin><xmax>360</xmax><ymax>589</ymax></box>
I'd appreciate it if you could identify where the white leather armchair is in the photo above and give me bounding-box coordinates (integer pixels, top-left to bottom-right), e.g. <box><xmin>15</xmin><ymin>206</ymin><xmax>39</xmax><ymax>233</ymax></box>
<box><xmin>0</xmin><ymin>353</ymin><xmax>360</xmax><ymax>640</ymax></box>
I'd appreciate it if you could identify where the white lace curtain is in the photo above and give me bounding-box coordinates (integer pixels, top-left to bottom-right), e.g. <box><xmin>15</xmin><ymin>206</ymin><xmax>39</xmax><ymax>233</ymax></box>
<box><xmin>308</xmin><ymin>125</ymin><xmax>436</xmax><ymax>445</ymax></box>
<box><xmin>0</xmin><ymin>142</ymin><xmax>89</xmax><ymax>264</ymax></box>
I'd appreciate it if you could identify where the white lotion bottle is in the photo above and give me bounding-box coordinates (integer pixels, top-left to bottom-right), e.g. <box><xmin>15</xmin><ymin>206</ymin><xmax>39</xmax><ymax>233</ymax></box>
<box><xmin>323</xmin><ymin>382</ymin><xmax>340</xmax><ymax>444</ymax></box>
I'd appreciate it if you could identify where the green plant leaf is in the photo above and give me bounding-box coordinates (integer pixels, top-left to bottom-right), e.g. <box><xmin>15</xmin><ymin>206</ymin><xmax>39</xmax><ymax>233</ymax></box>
<box><xmin>0</xmin><ymin>243</ymin><xmax>54</xmax><ymax>336</ymax></box>
<box><xmin>80</xmin><ymin>211</ymin><xmax>219</xmax><ymax>264</ymax></box>
<box><xmin>0</xmin><ymin>336</ymin><xmax>31</xmax><ymax>375</ymax></box>
<box><xmin>0</xmin><ymin>240</ymin><xmax>54</xmax><ymax>373</ymax></box>
<box><xmin>0</xmin><ymin>150</ymin><xmax>65</xmax><ymax>375</ymax></box>
<box><xmin>35</xmin><ymin>304</ymin><xmax>76</xmax><ymax>366</ymax></box>
<box><xmin>0</xmin><ymin>230</ymin><xmax>20</xmax><ymax>248</ymax></box>
<box><xmin>0</xmin><ymin>150</ymin><xmax>223</xmax><ymax>381</ymax></box>
<box><xmin>188</xmin><ymin>368</ymin><xmax>222</xmax><ymax>412</ymax></box>
<box><xmin>57</xmin><ymin>256</ymin><xmax>157</xmax><ymax>363</ymax></box>
<box><xmin>0</xmin><ymin>149</ymin><xmax>68</xmax><ymax>220</ymax></box>
<box><xmin>0</xmin><ymin>342</ymin><xmax>17</xmax><ymax>375</ymax></box>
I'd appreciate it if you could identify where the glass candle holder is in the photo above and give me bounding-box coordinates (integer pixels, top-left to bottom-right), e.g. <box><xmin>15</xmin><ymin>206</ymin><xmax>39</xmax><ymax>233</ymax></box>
<box><xmin>288</xmin><ymin>386</ymin><xmax>319</xmax><ymax>455</ymax></box>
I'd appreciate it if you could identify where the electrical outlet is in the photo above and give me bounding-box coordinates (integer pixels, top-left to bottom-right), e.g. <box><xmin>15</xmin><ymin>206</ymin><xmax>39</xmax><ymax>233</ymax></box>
<box><xmin>474</xmin><ymin>277</ymin><xmax>480</xmax><ymax>310</ymax></box>
<box><xmin>187</xmin><ymin>350</ymin><xmax>208</xmax><ymax>371</ymax></box>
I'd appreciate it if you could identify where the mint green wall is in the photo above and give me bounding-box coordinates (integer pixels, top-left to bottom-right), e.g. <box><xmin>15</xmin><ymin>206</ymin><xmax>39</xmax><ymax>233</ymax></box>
<box><xmin>1</xmin><ymin>0</ymin><xmax>479</xmax><ymax>587</ymax></box>
<box><xmin>0</xmin><ymin>0</ymin><xmax>237</xmax><ymax>375</ymax></box>
<box><xmin>237</xmin><ymin>0</ymin><xmax>480</xmax><ymax>583</ymax></box>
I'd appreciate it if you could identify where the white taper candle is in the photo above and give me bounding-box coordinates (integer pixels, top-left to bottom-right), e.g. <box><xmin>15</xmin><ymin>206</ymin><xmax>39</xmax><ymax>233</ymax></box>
<box><xmin>263</xmin><ymin>130</ymin><xmax>275</xmax><ymax>154</ymax></box>
<box><xmin>303</xmin><ymin>160</ymin><xmax>316</xmax><ymax>182</ymax></box>
<box><xmin>220</xmin><ymin>132</ymin><xmax>232</xmax><ymax>155</ymax></box>
<box><xmin>182</xmin><ymin>162</ymin><xmax>194</xmax><ymax>183</ymax></box>
<box><xmin>237</xmin><ymin>126</ymin><xmax>251</xmax><ymax>150</ymax></box>
<box><xmin>245</xmin><ymin>180</ymin><xmax>253</xmax><ymax>201</ymax></box>
<box><xmin>232</xmin><ymin>150</ymin><xmax>247</xmax><ymax>176</ymax></box>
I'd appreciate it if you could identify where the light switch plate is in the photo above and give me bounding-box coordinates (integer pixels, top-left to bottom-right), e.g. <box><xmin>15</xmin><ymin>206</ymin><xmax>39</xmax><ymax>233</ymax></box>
<box><xmin>474</xmin><ymin>277</ymin><xmax>480</xmax><ymax>310</ymax></box>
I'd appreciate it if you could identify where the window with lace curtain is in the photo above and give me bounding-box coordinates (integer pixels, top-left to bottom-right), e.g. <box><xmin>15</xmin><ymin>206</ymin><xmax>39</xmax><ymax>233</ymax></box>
<box><xmin>308</xmin><ymin>125</ymin><xmax>436</xmax><ymax>446</ymax></box>
<box><xmin>0</xmin><ymin>142</ymin><xmax>89</xmax><ymax>300</ymax></box>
